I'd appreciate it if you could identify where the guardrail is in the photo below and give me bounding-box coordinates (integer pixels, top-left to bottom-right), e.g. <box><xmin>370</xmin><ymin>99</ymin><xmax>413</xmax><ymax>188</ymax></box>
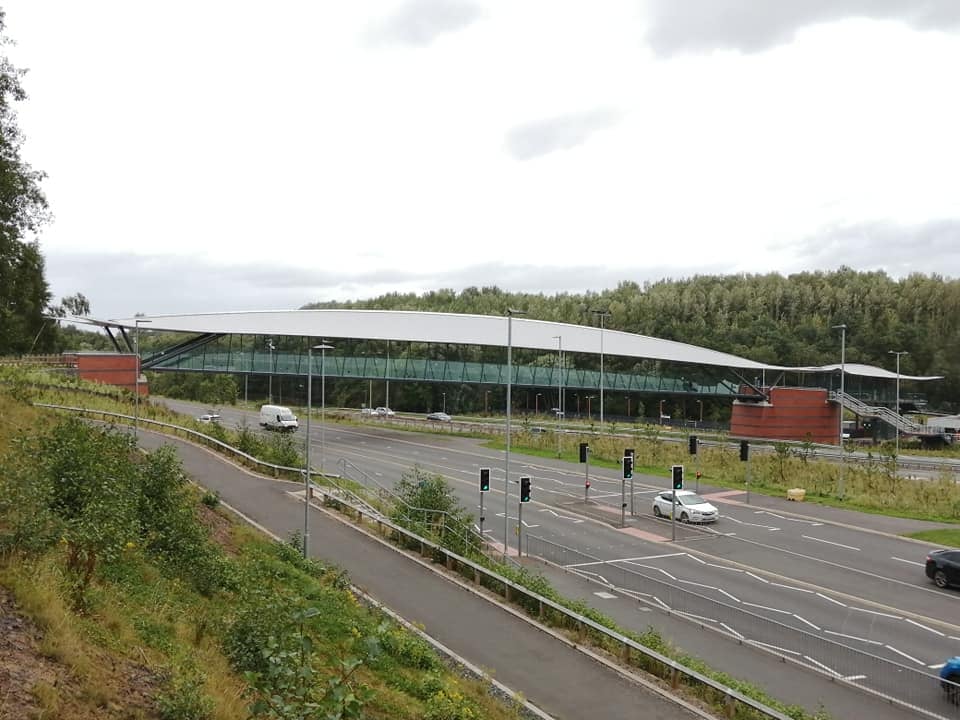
<box><xmin>35</xmin><ymin>402</ymin><xmax>960</xmax><ymax>718</ymax></box>
<box><xmin>312</xmin><ymin>486</ymin><xmax>797</xmax><ymax>720</ymax></box>
<box><xmin>525</xmin><ymin>534</ymin><xmax>960</xmax><ymax>720</ymax></box>
<box><xmin>32</xmin><ymin>403</ymin><xmax>339</xmax><ymax>483</ymax></box>
<box><xmin>37</xmin><ymin>401</ymin><xmax>793</xmax><ymax>720</ymax></box>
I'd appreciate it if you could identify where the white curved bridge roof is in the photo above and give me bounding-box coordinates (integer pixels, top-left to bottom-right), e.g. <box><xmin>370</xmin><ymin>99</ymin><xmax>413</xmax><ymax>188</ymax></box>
<box><xmin>105</xmin><ymin>309</ymin><xmax>771</xmax><ymax>371</ymax></box>
<box><xmin>98</xmin><ymin>309</ymin><xmax>943</xmax><ymax>380</ymax></box>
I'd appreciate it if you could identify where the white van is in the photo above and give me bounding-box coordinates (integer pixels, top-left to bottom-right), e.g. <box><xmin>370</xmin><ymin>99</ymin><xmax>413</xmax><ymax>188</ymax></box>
<box><xmin>259</xmin><ymin>404</ymin><xmax>299</xmax><ymax>431</ymax></box>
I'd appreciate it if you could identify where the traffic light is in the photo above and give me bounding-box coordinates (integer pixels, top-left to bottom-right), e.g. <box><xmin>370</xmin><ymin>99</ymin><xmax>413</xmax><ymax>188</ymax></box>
<box><xmin>625</xmin><ymin>448</ymin><xmax>635</xmax><ymax>459</ymax></box>
<box><xmin>671</xmin><ymin>465</ymin><xmax>683</xmax><ymax>490</ymax></box>
<box><xmin>740</xmin><ymin>439</ymin><xmax>749</xmax><ymax>462</ymax></box>
<box><xmin>520</xmin><ymin>476</ymin><xmax>531</xmax><ymax>503</ymax></box>
<box><xmin>579</xmin><ymin>442</ymin><xmax>589</xmax><ymax>463</ymax></box>
<box><xmin>689</xmin><ymin>435</ymin><xmax>698</xmax><ymax>455</ymax></box>
<box><xmin>622</xmin><ymin>455</ymin><xmax>634</xmax><ymax>479</ymax></box>
<box><xmin>479</xmin><ymin>467</ymin><xmax>490</xmax><ymax>492</ymax></box>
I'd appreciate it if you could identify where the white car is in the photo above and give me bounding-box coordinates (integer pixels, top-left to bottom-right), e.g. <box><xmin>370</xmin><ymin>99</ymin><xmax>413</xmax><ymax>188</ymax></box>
<box><xmin>652</xmin><ymin>490</ymin><xmax>718</xmax><ymax>523</ymax></box>
<box><xmin>374</xmin><ymin>406</ymin><xmax>396</xmax><ymax>416</ymax></box>
<box><xmin>197</xmin><ymin>413</ymin><xmax>221</xmax><ymax>424</ymax></box>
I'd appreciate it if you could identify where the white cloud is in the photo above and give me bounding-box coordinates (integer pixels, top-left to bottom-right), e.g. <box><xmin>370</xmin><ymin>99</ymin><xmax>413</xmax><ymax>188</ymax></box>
<box><xmin>2</xmin><ymin>0</ymin><xmax>959</xmax><ymax>319</ymax></box>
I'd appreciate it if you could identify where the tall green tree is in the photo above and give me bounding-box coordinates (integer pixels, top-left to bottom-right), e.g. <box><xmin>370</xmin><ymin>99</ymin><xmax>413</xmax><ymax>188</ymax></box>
<box><xmin>0</xmin><ymin>9</ymin><xmax>52</xmax><ymax>355</ymax></box>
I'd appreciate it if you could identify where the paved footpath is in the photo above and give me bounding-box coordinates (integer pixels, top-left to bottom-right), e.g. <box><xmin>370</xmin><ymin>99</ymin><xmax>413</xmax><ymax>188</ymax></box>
<box><xmin>138</xmin><ymin>430</ymin><xmax>711</xmax><ymax>720</ymax></box>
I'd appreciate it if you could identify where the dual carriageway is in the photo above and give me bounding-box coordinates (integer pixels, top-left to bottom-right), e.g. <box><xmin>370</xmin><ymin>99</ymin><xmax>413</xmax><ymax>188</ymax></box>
<box><xmin>159</xmin><ymin>398</ymin><xmax>960</xmax><ymax>719</ymax></box>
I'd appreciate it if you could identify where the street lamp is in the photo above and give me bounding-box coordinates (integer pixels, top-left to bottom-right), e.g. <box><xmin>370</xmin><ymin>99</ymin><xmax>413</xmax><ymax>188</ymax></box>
<box><xmin>304</xmin><ymin>342</ymin><xmax>334</xmax><ymax>557</ymax></box>
<box><xmin>696</xmin><ymin>399</ymin><xmax>704</xmax><ymax>424</ymax></box>
<box><xmin>505</xmin><ymin>308</ymin><xmax>526</xmax><ymax>558</ymax></box>
<box><xmin>659</xmin><ymin>399</ymin><xmax>665</xmax><ymax>424</ymax></box>
<box><xmin>553</xmin><ymin>335</ymin><xmax>563</xmax><ymax>456</ymax></box>
<box><xmin>832</xmin><ymin>324</ymin><xmax>847</xmax><ymax>498</ymax></box>
<box><xmin>590</xmin><ymin>308</ymin><xmax>611</xmax><ymax>425</ymax></box>
<box><xmin>485</xmin><ymin>389</ymin><xmax>491</xmax><ymax>415</ymax></box>
<box><xmin>134</xmin><ymin>318</ymin><xmax>152</xmax><ymax>440</ymax></box>
<box><xmin>266</xmin><ymin>339</ymin><xmax>276</xmax><ymax>403</ymax></box>
<box><xmin>535</xmin><ymin>393</ymin><xmax>542</xmax><ymax>414</ymax></box>
<box><xmin>889</xmin><ymin>350</ymin><xmax>908</xmax><ymax>462</ymax></box>
<box><xmin>442</xmin><ymin>391</ymin><xmax>446</xmax><ymax>413</ymax></box>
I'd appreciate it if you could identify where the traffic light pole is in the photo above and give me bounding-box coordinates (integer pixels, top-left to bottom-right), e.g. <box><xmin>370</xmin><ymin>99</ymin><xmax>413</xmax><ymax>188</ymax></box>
<box><xmin>671</xmin><ymin>490</ymin><xmax>676</xmax><ymax>542</ymax></box>
<box><xmin>479</xmin><ymin>489</ymin><xmax>485</xmax><ymax>540</ymax></box>
<box><xmin>584</xmin><ymin>453</ymin><xmax>590</xmax><ymax>502</ymax></box>
<box><xmin>517</xmin><ymin>500</ymin><xmax>523</xmax><ymax>557</ymax></box>
<box><xmin>620</xmin><ymin>480</ymin><xmax>627</xmax><ymax>527</ymax></box>
<box><xmin>746</xmin><ymin>456</ymin><xmax>751</xmax><ymax>504</ymax></box>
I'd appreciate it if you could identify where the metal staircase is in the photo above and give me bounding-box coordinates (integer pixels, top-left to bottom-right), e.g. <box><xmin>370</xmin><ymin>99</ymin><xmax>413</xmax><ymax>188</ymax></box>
<box><xmin>830</xmin><ymin>391</ymin><xmax>938</xmax><ymax>435</ymax></box>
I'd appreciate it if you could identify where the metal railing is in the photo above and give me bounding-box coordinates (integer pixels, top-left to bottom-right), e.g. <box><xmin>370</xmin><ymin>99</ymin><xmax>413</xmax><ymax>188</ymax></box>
<box><xmin>32</xmin><ymin>401</ymin><xmax>800</xmax><ymax>719</ymax></box>
<box><xmin>832</xmin><ymin>390</ymin><xmax>939</xmax><ymax>435</ymax></box>
<box><xmin>311</xmin><ymin>490</ymin><xmax>796</xmax><ymax>720</ymax></box>
<box><xmin>525</xmin><ymin>534</ymin><xmax>960</xmax><ymax>720</ymax></box>
<box><xmin>32</xmin><ymin>403</ymin><xmax>339</xmax><ymax>482</ymax></box>
<box><xmin>35</xmin><ymin>402</ymin><xmax>960</xmax><ymax>717</ymax></box>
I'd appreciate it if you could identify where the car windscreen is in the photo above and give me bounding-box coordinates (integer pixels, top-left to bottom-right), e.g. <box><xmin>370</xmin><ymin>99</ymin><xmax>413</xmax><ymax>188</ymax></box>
<box><xmin>679</xmin><ymin>494</ymin><xmax>708</xmax><ymax>506</ymax></box>
<box><xmin>280</xmin><ymin>413</ymin><xmax>296</xmax><ymax>421</ymax></box>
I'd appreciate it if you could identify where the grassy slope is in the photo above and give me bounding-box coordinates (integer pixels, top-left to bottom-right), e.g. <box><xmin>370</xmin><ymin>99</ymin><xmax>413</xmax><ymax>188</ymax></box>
<box><xmin>0</xmin><ymin>392</ymin><xmax>522</xmax><ymax>720</ymax></box>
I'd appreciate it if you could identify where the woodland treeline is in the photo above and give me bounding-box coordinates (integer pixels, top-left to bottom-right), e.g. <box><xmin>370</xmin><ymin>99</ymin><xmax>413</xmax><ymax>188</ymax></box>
<box><xmin>304</xmin><ymin>269</ymin><xmax>960</xmax><ymax>411</ymax></box>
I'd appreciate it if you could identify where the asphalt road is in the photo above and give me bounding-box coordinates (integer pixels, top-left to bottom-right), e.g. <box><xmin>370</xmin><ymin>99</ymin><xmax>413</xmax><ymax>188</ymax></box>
<box><xmin>159</xmin><ymin>399</ymin><xmax>960</xmax><ymax>717</ymax></box>
<box><xmin>134</xmin><ymin>426</ymin><xmax>713</xmax><ymax>720</ymax></box>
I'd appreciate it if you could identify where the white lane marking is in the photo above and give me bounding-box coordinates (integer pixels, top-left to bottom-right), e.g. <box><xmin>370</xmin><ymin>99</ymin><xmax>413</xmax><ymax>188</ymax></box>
<box><xmin>885</xmin><ymin>645</ymin><xmax>925</xmax><ymax>666</ymax></box>
<box><xmin>904</xmin><ymin>618</ymin><xmax>946</xmax><ymax>636</ymax></box>
<box><xmin>537</xmin><ymin>508</ymin><xmax>584</xmax><ymax>523</ymax></box>
<box><xmin>706</xmin><ymin>562</ymin><xmax>743</xmax><ymax>572</ymax></box>
<box><xmin>594</xmin><ymin>591</ymin><xmax>618</xmax><ymax>599</ymax></box>
<box><xmin>803</xmin><ymin>656</ymin><xmax>843</xmax><ymax>678</ymax></box>
<box><xmin>720</xmin><ymin>623</ymin><xmax>744</xmax><ymax>639</ymax></box>
<box><xmin>745</xmin><ymin>572</ymin><xmax>770</xmax><ymax>584</ymax></box>
<box><xmin>676</xmin><ymin>611</ymin><xmax>716</xmax><ymax>624</ymax></box>
<box><xmin>849</xmin><ymin>607</ymin><xmax>901</xmax><ymax>620</ymax></box>
<box><xmin>742</xmin><ymin>602</ymin><xmax>792</xmax><ymax>615</ymax></box>
<box><xmin>616</xmin><ymin>552</ymin><xmax>686</xmax><ymax>562</ymax></box>
<box><xmin>929</xmin><ymin>663</ymin><xmax>947</xmax><ymax>670</ymax></box>
<box><xmin>770</xmin><ymin>582</ymin><xmax>814</xmax><ymax>593</ymax></box>
<box><xmin>842</xmin><ymin>674</ymin><xmax>867</xmax><ymax>681</ymax></box>
<box><xmin>891</xmin><ymin>556</ymin><xmax>925</xmax><ymax>567</ymax></box>
<box><xmin>755</xmin><ymin>511</ymin><xmax>822</xmax><ymax>526</ymax></box>
<box><xmin>568</xmin><ymin>554</ymin><xmax>683</xmax><ymax>568</ymax></box>
<box><xmin>824</xmin><ymin>629</ymin><xmax>883</xmax><ymax>646</ymax></box>
<box><xmin>716</xmin><ymin>588</ymin><xmax>741</xmax><ymax>603</ymax></box>
<box><xmin>724</xmin><ymin>515</ymin><xmax>780</xmax><ymax>531</ymax></box>
<box><xmin>793</xmin><ymin>614</ymin><xmax>821</xmax><ymax>631</ymax></box>
<box><xmin>816</xmin><ymin>592</ymin><xmax>847</xmax><ymax>607</ymax></box>
<box><xmin>747</xmin><ymin>640</ymin><xmax>801</xmax><ymax>656</ymax></box>
<box><xmin>650</xmin><ymin>597</ymin><xmax>670</xmax><ymax>611</ymax></box>
<box><xmin>574</xmin><ymin>569</ymin><xmax>611</xmax><ymax>585</ymax></box>
<box><xmin>801</xmin><ymin>535</ymin><xmax>861</xmax><ymax>551</ymax></box>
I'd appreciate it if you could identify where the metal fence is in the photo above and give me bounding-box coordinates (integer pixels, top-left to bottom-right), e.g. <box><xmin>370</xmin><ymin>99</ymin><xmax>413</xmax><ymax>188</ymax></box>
<box><xmin>525</xmin><ymin>534</ymin><xmax>960</xmax><ymax>720</ymax></box>
<box><xmin>37</xmin><ymin>402</ymin><xmax>960</xmax><ymax>717</ymax></box>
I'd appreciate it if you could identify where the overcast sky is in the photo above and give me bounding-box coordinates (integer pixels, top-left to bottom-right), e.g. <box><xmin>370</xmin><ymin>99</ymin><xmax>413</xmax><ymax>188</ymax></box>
<box><xmin>5</xmin><ymin>0</ymin><xmax>960</xmax><ymax>319</ymax></box>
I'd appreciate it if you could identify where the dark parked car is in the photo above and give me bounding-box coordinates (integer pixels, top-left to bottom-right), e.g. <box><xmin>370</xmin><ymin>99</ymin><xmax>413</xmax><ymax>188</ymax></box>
<box><xmin>925</xmin><ymin>549</ymin><xmax>960</xmax><ymax>589</ymax></box>
<box><xmin>941</xmin><ymin>656</ymin><xmax>960</xmax><ymax>703</ymax></box>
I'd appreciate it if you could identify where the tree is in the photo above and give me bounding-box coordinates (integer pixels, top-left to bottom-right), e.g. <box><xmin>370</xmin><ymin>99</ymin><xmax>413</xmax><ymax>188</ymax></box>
<box><xmin>0</xmin><ymin>10</ymin><xmax>52</xmax><ymax>355</ymax></box>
